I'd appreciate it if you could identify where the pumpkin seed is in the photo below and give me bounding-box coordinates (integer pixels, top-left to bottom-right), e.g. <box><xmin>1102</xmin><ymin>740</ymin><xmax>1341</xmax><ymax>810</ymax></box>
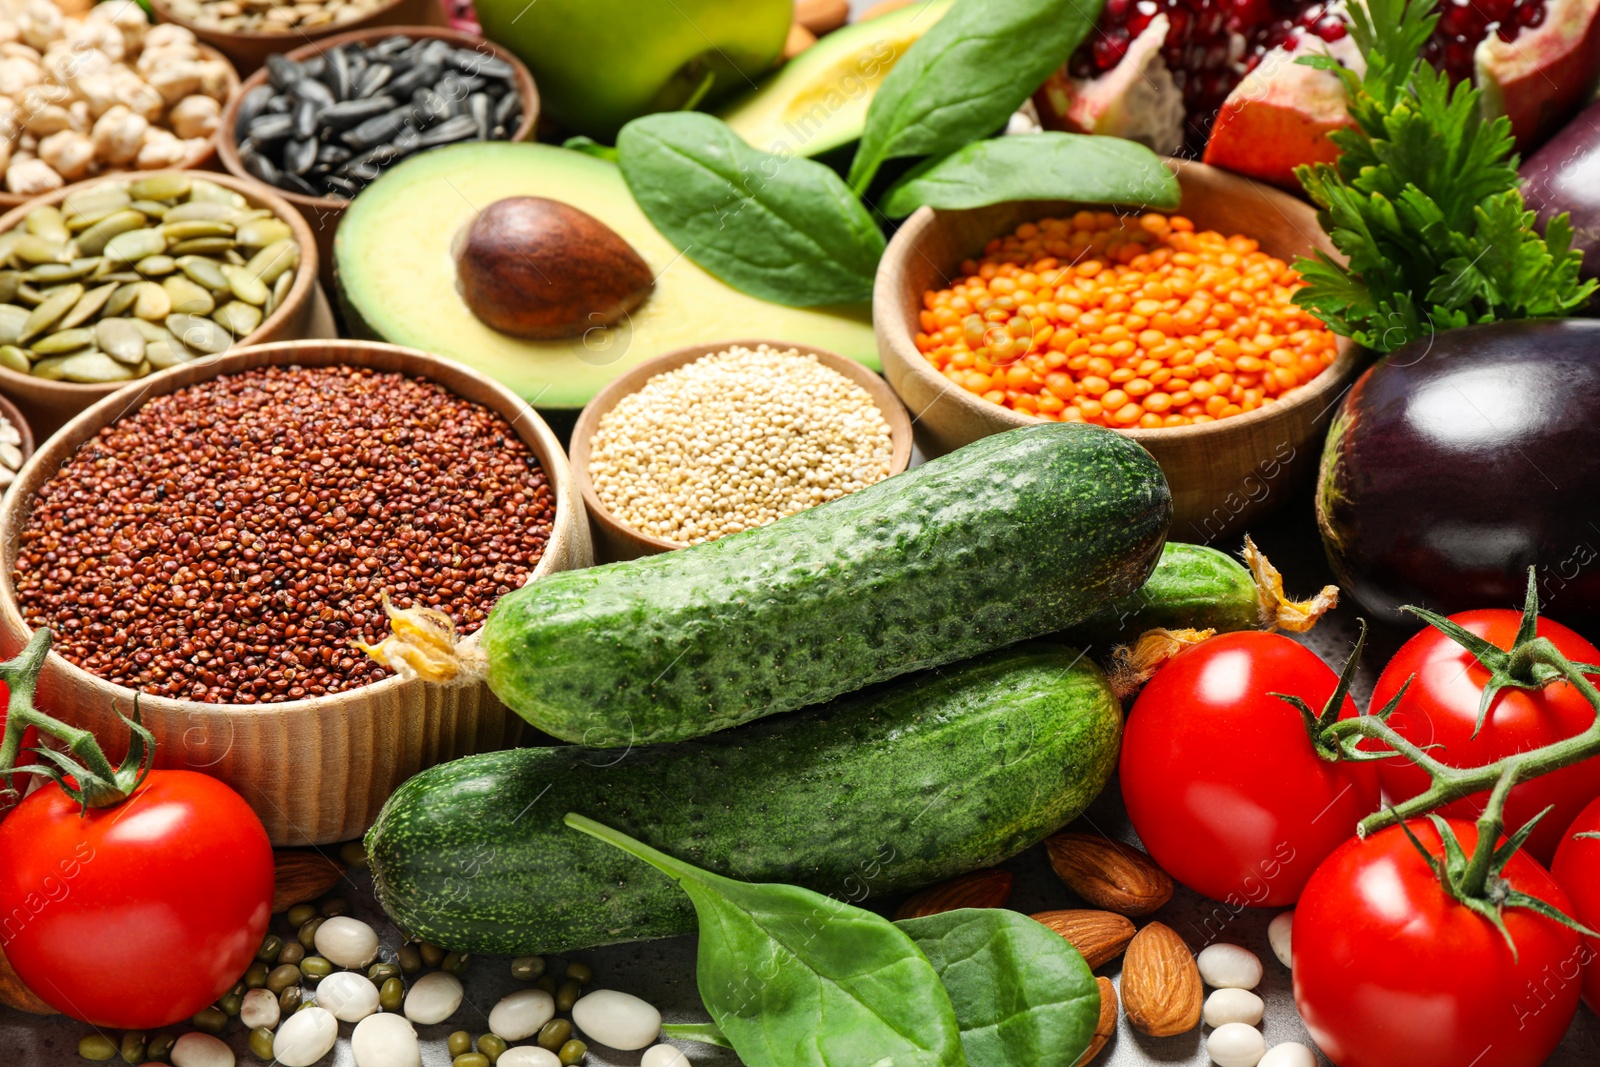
<box><xmin>32</xmin><ymin>327</ymin><xmax>95</xmax><ymax>354</ymax></box>
<box><xmin>133</xmin><ymin>282</ymin><xmax>172</xmax><ymax>321</ymax></box>
<box><xmin>144</xmin><ymin>338</ymin><xmax>191</xmax><ymax>369</ymax></box>
<box><xmin>105</xmin><ymin>229</ymin><xmax>169</xmax><ymax>264</ymax></box>
<box><xmin>131</xmin><ymin>319</ymin><xmax>168</xmax><ymax>343</ymax></box>
<box><xmin>127</xmin><ymin>199</ymin><xmax>172</xmax><ymax>219</ymax></box>
<box><xmin>103</xmin><ymin>282</ymin><xmax>141</xmax><ymax>318</ymax></box>
<box><xmin>63</xmin><ymin>185</ymin><xmax>132</xmax><ymax>220</ymax></box>
<box><xmin>11</xmin><ymin>235</ymin><xmax>69</xmax><ymax>266</ymax></box>
<box><xmin>163</xmin><ymin>220</ymin><xmax>236</xmax><ymax>241</ymax></box>
<box><xmin>75</xmin><ymin>211</ymin><xmax>148</xmax><ymax>256</ymax></box>
<box><xmin>0</xmin><ymin>345</ymin><xmax>28</xmax><ymax>374</ymax></box>
<box><xmin>12</xmin><ymin>284</ymin><xmax>42</xmax><ymax>308</ymax></box>
<box><xmin>237</xmin><ymin>218</ymin><xmax>294</xmax><ymax>249</ymax></box>
<box><xmin>59</xmin><ymin>283</ymin><xmax>117</xmax><ymax>330</ymax></box>
<box><xmin>56</xmin><ymin>350</ymin><xmax>138</xmax><ymax>384</ymax></box>
<box><xmin>96</xmin><ymin>318</ymin><xmax>147</xmax><ymax>365</ymax></box>
<box><xmin>163</xmin><ymin>275</ymin><xmax>215</xmax><ymax>316</ymax></box>
<box><xmin>249</xmin><ymin>240</ymin><xmax>299</xmax><ymax>284</ymax></box>
<box><xmin>130</xmin><ymin>175</ymin><xmax>193</xmax><ymax>201</ymax></box>
<box><xmin>213</xmin><ymin>300</ymin><xmax>262</xmax><ymax>337</ymax></box>
<box><xmin>20</xmin><ymin>283</ymin><xmax>84</xmax><ymax>342</ymax></box>
<box><xmin>97</xmin><ymin>271</ymin><xmax>145</xmax><ymax>284</ymax></box>
<box><xmin>135</xmin><ymin>255</ymin><xmax>178</xmax><ymax>276</ymax></box>
<box><xmin>25</xmin><ymin>259</ymin><xmax>97</xmax><ymax>285</ymax></box>
<box><xmin>25</xmin><ymin>207</ymin><xmax>69</xmax><ymax>242</ymax></box>
<box><xmin>178</xmin><ymin>255</ymin><xmax>228</xmax><ymax>290</ymax></box>
<box><xmin>221</xmin><ymin>264</ymin><xmax>269</xmax><ymax>306</ymax></box>
<box><xmin>29</xmin><ymin>354</ymin><xmax>68</xmax><ymax>379</ymax></box>
<box><xmin>0</xmin><ymin>305</ymin><xmax>27</xmax><ymax>344</ymax></box>
<box><xmin>166</xmin><ymin>313</ymin><xmax>231</xmax><ymax>354</ymax></box>
<box><xmin>169</xmin><ymin>237</ymin><xmax>236</xmax><ymax>256</ymax></box>
<box><xmin>189</xmin><ymin>181</ymin><xmax>245</xmax><ymax>206</ymax></box>
<box><xmin>0</xmin><ymin>270</ymin><xmax>19</xmax><ymax>304</ymax></box>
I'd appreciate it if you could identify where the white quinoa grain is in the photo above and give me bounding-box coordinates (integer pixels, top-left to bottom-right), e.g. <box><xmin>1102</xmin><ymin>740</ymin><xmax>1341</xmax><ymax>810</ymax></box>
<box><xmin>589</xmin><ymin>344</ymin><xmax>895</xmax><ymax>545</ymax></box>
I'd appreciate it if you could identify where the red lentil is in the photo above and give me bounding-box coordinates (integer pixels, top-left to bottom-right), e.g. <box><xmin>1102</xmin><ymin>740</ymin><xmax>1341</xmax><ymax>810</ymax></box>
<box><xmin>13</xmin><ymin>365</ymin><xmax>554</xmax><ymax>705</ymax></box>
<box><xmin>913</xmin><ymin>211</ymin><xmax>1338</xmax><ymax>428</ymax></box>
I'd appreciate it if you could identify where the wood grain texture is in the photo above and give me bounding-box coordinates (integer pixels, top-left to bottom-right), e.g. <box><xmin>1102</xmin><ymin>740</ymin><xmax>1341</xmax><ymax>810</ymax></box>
<box><xmin>215</xmin><ymin>24</ymin><xmax>540</xmax><ymax>293</ymax></box>
<box><xmin>0</xmin><ymin>340</ymin><xmax>593</xmax><ymax>845</ymax></box>
<box><xmin>0</xmin><ymin>170</ymin><xmax>324</xmax><ymax>432</ymax></box>
<box><xmin>874</xmin><ymin>160</ymin><xmax>1371</xmax><ymax>539</ymax></box>
<box><xmin>151</xmin><ymin>0</ymin><xmax>450</xmax><ymax>74</ymax></box>
<box><xmin>568</xmin><ymin>338</ymin><xmax>914</xmax><ymax>562</ymax></box>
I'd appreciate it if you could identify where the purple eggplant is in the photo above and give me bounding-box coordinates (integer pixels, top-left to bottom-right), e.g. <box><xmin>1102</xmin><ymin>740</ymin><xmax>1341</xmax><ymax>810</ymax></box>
<box><xmin>1522</xmin><ymin>98</ymin><xmax>1600</xmax><ymax>285</ymax></box>
<box><xmin>1316</xmin><ymin>319</ymin><xmax>1600</xmax><ymax>624</ymax></box>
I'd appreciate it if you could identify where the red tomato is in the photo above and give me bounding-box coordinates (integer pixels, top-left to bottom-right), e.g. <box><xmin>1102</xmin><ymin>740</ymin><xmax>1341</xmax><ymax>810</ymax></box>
<box><xmin>0</xmin><ymin>770</ymin><xmax>273</xmax><ymax>1028</ymax></box>
<box><xmin>1365</xmin><ymin>610</ymin><xmax>1600</xmax><ymax>863</ymax></box>
<box><xmin>1550</xmin><ymin>794</ymin><xmax>1600</xmax><ymax>1011</ymax></box>
<box><xmin>1295</xmin><ymin>819</ymin><xmax>1582</xmax><ymax>1067</ymax></box>
<box><xmin>1120</xmin><ymin>631</ymin><xmax>1379</xmax><ymax>907</ymax></box>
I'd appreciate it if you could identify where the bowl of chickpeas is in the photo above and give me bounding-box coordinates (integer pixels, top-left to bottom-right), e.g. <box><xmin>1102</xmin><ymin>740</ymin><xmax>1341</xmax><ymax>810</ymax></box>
<box><xmin>875</xmin><ymin>159</ymin><xmax>1369</xmax><ymax>540</ymax></box>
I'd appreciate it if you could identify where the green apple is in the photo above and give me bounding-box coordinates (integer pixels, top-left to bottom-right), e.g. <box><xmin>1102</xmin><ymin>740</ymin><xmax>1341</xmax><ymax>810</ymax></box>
<box><xmin>477</xmin><ymin>0</ymin><xmax>793</xmax><ymax>140</ymax></box>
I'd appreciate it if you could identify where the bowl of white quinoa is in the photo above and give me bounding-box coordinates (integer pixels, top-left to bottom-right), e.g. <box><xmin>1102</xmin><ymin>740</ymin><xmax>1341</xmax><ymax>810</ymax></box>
<box><xmin>570</xmin><ymin>340</ymin><xmax>914</xmax><ymax>561</ymax></box>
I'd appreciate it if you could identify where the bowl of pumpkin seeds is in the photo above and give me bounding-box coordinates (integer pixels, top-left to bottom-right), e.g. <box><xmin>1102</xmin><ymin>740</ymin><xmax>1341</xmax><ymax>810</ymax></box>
<box><xmin>0</xmin><ymin>170</ymin><xmax>320</xmax><ymax>423</ymax></box>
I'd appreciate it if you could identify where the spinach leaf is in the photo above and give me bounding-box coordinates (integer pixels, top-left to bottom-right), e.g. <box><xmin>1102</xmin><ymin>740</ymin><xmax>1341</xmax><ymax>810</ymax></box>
<box><xmin>565</xmin><ymin>814</ymin><xmax>966</xmax><ymax>1067</ymax></box>
<box><xmin>898</xmin><ymin>909</ymin><xmax>1100</xmax><ymax>1067</ymax></box>
<box><xmin>562</xmin><ymin>135</ymin><xmax>619</xmax><ymax>163</ymax></box>
<box><xmin>879</xmin><ymin>133</ymin><xmax>1181</xmax><ymax>218</ymax></box>
<box><xmin>847</xmin><ymin>0</ymin><xmax>1106</xmax><ymax>193</ymax></box>
<box><xmin>659</xmin><ymin>1023</ymin><xmax>735</xmax><ymax>1049</ymax></box>
<box><xmin>616</xmin><ymin>112</ymin><xmax>885</xmax><ymax>307</ymax></box>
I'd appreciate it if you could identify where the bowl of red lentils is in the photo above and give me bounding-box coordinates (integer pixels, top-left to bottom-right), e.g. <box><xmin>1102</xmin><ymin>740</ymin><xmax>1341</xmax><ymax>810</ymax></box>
<box><xmin>0</xmin><ymin>338</ymin><xmax>593</xmax><ymax>845</ymax></box>
<box><xmin>875</xmin><ymin>159</ymin><xmax>1369</xmax><ymax>540</ymax></box>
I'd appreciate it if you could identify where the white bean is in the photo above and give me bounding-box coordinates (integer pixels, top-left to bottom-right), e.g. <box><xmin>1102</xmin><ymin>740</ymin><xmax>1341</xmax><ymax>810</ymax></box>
<box><xmin>489</xmin><ymin>988</ymin><xmax>556</xmax><ymax>1040</ymax></box>
<box><xmin>1197</xmin><ymin>943</ymin><xmax>1264</xmax><ymax>990</ymax></box>
<box><xmin>1203</xmin><ymin>988</ymin><xmax>1264</xmax><ymax>1028</ymax></box>
<box><xmin>239</xmin><ymin>986</ymin><xmax>281</xmax><ymax>1030</ymax></box>
<box><xmin>351</xmin><ymin>1012</ymin><xmax>422</xmax><ymax>1067</ymax></box>
<box><xmin>1268</xmin><ymin>911</ymin><xmax>1294</xmax><ymax>969</ymax></box>
<box><xmin>499</xmin><ymin>1049</ymin><xmax>562</xmax><ymax>1067</ymax></box>
<box><xmin>274</xmin><ymin>1006</ymin><xmax>338</xmax><ymax>1067</ymax></box>
<box><xmin>318</xmin><ymin>970</ymin><xmax>381</xmax><ymax>1022</ymax></box>
<box><xmin>1258</xmin><ymin>1042</ymin><xmax>1317</xmax><ymax>1067</ymax></box>
<box><xmin>1207</xmin><ymin>1022</ymin><xmax>1267</xmax><ymax>1067</ymax></box>
<box><xmin>642</xmin><ymin>1045</ymin><xmax>692</xmax><ymax>1067</ymax></box>
<box><xmin>571</xmin><ymin>989</ymin><xmax>663</xmax><ymax>1051</ymax></box>
<box><xmin>404</xmin><ymin>970</ymin><xmax>464</xmax><ymax>1025</ymax></box>
<box><xmin>171</xmin><ymin>1032</ymin><xmax>234</xmax><ymax>1067</ymax></box>
<box><xmin>314</xmin><ymin>916</ymin><xmax>380</xmax><ymax>969</ymax></box>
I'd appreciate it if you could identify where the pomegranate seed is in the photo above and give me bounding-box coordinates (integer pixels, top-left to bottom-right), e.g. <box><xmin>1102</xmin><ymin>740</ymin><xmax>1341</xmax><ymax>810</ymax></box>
<box><xmin>1316</xmin><ymin>17</ymin><xmax>1347</xmax><ymax>40</ymax></box>
<box><xmin>1093</xmin><ymin>30</ymin><xmax>1132</xmax><ymax>69</ymax></box>
<box><xmin>1517</xmin><ymin>1</ymin><xmax>1545</xmax><ymax>28</ymax></box>
<box><xmin>1129</xmin><ymin>12</ymin><xmax>1154</xmax><ymax>35</ymax></box>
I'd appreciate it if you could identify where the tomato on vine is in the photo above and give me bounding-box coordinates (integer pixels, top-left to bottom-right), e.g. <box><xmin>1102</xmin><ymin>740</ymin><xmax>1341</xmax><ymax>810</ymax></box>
<box><xmin>1361</xmin><ymin>587</ymin><xmax>1600</xmax><ymax>863</ymax></box>
<box><xmin>1295</xmin><ymin>817</ymin><xmax>1584</xmax><ymax>1067</ymax></box>
<box><xmin>0</xmin><ymin>631</ymin><xmax>274</xmax><ymax>1029</ymax></box>
<box><xmin>1120</xmin><ymin>629</ymin><xmax>1379</xmax><ymax>907</ymax></box>
<box><xmin>1551</xmin><ymin>794</ymin><xmax>1600</xmax><ymax>1011</ymax></box>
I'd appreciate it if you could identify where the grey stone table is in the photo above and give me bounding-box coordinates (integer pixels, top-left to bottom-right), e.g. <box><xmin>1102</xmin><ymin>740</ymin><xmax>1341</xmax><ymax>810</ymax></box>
<box><xmin>5</xmin><ymin>485</ymin><xmax>1598</xmax><ymax>1067</ymax></box>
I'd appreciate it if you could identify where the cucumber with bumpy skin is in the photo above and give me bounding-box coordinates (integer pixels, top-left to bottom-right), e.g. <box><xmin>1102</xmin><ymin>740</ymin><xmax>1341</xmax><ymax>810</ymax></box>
<box><xmin>482</xmin><ymin>422</ymin><xmax>1169</xmax><ymax>746</ymax></box>
<box><xmin>1063</xmin><ymin>543</ymin><xmax>1260</xmax><ymax>643</ymax></box>
<box><xmin>366</xmin><ymin>642</ymin><xmax>1122</xmax><ymax>955</ymax></box>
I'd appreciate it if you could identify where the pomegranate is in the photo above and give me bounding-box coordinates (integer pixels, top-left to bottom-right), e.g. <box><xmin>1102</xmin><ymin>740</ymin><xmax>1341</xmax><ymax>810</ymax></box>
<box><xmin>1035</xmin><ymin>0</ymin><xmax>1600</xmax><ymax>160</ymax></box>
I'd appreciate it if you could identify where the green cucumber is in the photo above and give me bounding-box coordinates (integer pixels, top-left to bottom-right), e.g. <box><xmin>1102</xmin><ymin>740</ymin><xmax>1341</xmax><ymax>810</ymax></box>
<box><xmin>1063</xmin><ymin>543</ymin><xmax>1261</xmax><ymax>645</ymax></box>
<box><xmin>366</xmin><ymin>642</ymin><xmax>1122</xmax><ymax>955</ymax></box>
<box><xmin>483</xmin><ymin>423</ymin><xmax>1170</xmax><ymax>746</ymax></box>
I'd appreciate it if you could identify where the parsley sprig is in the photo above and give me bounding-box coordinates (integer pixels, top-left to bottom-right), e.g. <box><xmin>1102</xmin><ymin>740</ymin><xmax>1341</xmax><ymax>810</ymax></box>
<box><xmin>1291</xmin><ymin>0</ymin><xmax>1596</xmax><ymax>353</ymax></box>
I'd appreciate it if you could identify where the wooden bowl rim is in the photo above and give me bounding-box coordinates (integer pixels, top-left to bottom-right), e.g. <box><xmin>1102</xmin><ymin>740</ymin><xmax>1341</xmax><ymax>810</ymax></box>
<box><xmin>0</xmin><ymin>43</ymin><xmax>242</xmax><ymax>212</ymax></box>
<box><xmin>150</xmin><ymin>0</ymin><xmax>414</xmax><ymax>42</ymax></box>
<box><xmin>215</xmin><ymin>25</ymin><xmax>541</xmax><ymax>214</ymax></box>
<box><xmin>0</xmin><ymin>338</ymin><xmax>580</xmax><ymax>716</ymax></box>
<box><xmin>0</xmin><ymin>390</ymin><xmax>34</xmax><ymax>470</ymax></box>
<box><xmin>0</xmin><ymin>170</ymin><xmax>321</xmax><ymax>406</ymax></box>
<box><xmin>875</xmin><ymin>159</ymin><xmax>1365</xmax><ymax>444</ymax></box>
<box><xmin>570</xmin><ymin>338</ymin><xmax>915</xmax><ymax>555</ymax></box>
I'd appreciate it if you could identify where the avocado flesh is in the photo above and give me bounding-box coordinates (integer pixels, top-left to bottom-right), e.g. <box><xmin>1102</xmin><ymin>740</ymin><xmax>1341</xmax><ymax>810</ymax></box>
<box><xmin>718</xmin><ymin>0</ymin><xmax>955</xmax><ymax>157</ymax></box>
<box><xmin>334</xmin><ymin>143</ymin><xmax>877</xmax><ymax>411</ymax></box>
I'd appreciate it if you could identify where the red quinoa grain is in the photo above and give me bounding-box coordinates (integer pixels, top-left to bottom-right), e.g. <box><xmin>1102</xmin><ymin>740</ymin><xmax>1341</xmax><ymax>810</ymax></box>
<box><xmin>13</xmin><ymin>365</ymin><xmax>554</xmax><ymax>705</ymax></box>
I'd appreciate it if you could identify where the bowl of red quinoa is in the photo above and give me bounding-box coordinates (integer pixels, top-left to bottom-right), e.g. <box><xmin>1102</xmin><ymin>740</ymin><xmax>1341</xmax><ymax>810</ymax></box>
<box><xmin>0</xmin><ymin>339</ymin><xmax>592</xmax><ymax>845</ymax></box>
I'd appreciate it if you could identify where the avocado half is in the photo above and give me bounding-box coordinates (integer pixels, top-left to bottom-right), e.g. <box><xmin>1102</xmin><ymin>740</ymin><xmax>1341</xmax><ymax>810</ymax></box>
<box><xmin>717</xmin><ymin>0</ymin><xmax>956</xmax><ymax>158</ymax></box>
<box><xmin>334</xmin><ymin>142</ymin><xmax>876</xmax><ymax>411</ymax></box>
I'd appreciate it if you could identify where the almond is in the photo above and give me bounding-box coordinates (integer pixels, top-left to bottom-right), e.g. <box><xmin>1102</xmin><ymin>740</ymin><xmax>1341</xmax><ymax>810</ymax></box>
<box><xmin>1045</xmin><ymin>831</ymin><xmax>1174</xmax><ymax>916</ymax></box>
<box><xmin>795</xmin><ymin>0</ymin><xmax>850</xmax><ymax>34</ymax></box>
<box><xmin>1030</xmin><ymin>909</ymin><xmax>1136</xmax><ymax>969</ymax></box>
<box><xmin>894</xmin><ymin>868</ymin><xmax>1014</xmax><ymax>919</ymax></box>
<box><xmin>1120</xmin><ymin>922</ymin><xmax>1202</xmax><ymax>1038</ymax></box>
<box><xmin>1077</xmin><ymin>976</ymin><xmax>1118</xmax><ymax>1065</ymax></box>
<box><xmin>272</xmin><ymin>849</ymin><xmax>346</xmax><ymax>912</ymax></box>
<box><xmin>0</xmin><ymin>943</ymin><xmax>56</xmax><ymax>1016</ymax></box>
<box><xmin>784</xmin><ymin>23</ymin><xmax>819</xmax><ymax>59</ymax></box>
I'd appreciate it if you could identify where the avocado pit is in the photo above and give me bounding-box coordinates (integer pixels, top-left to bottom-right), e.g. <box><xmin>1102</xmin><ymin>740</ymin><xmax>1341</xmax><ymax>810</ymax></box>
<box><xmin>455</xmin><ymin>196</ymin><xmax>654</xmax><ymax>340</ymax></box>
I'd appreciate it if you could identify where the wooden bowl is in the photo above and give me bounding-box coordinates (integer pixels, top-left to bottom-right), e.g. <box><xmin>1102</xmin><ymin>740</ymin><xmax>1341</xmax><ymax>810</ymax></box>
<box><xmin>0</xmin><ymin>170</ymin><xmax>323</xmax><ymax>437</ymax></box>
<box><xmin>0</xmin><ymin>390</ymin><xmax>34</xmax><ymax>494</ymax></box>
<box><xmin>0</xmin><ymin>339</ymin><xmax>594</xmax><ymax>845</ymax></box>
<box><xmin>570</xmin><ymin>339</ymin><xmax>914</xmax><ymax>562</ymax></box>
<box><xmin>875</xmin><ymin>160</ymin><xmax>1369</xmax><ymax>541</ymax></box>
<box><xmin>216</xmin><ymin>25</ymin><xmax>539</xmax><ymax>292</ymax></box>
<box><xmin>0</xmin><ymin>44</ymin><xmax>241</xmax><ymax>214</ymax></box>
<box><xmin>150</xmin><ymin>0</ymin><xmax>449</xmax><ymax>74</ymax></box>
